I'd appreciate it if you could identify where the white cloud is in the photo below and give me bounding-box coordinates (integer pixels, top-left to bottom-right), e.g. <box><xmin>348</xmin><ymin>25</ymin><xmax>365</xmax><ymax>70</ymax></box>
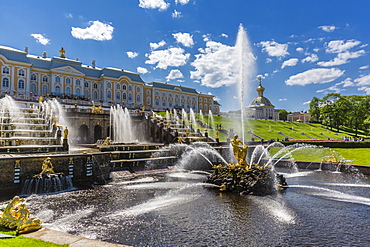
<box><xmin>359</xmin><ymin>65</ymin><xmax>369</xmax><ymax>70</ymax></box>
<box><xmin>172</xmin><ymin>32</ymin><xmax>194</xmax><ymax>47</ymax></box>
<box><xmin>190</xmin><ymin>41</ymin><xmax>238</xmax><ymax>88</ymax></box>
<box><xmin>296</xmin><ymin>47</ymin><xmax>304</xmax><ymax>52</ymax></box>
<box><xmin>172</xmin><ymin>10</ymin><xmax>182</xmax><ymax>18</ymax></box>
<box><xmin>166</xmin><ymin>69</ymin><xmax>184</xmax><ymax>81</ymax></box>
<box><xmin>354</xmin><ymin>74</ymin><xmax>370</xmax><ymax>86</ymax></box>
<box><xmin>259</xmin><ymin>40</ymin><xmax>289</xmax><ymax>58</ymax></box>
<box><xmin>175</xmin><ymin>0</ymin><xmax>190</xmax><ymax>4</ymax></box>
<box><xmin>325</xmin><ymin>39</ymin><xmax>361</xmax><ymax>53</ymax></box>
<box><xmin>150</xmin><ymin>40</ymin><xmax>166</xmax><ymax>50</ymax></box>
<box><xmin>139</xmin><ymin>0</ymin><xmax>169</xmax><ymax>11</ymax></box>
<box><xmin>318</xmin><ymin>25</ymin><xmax>337</xmax><ymax>32</ymax></box>
<box><xmin>303</xmin><ymin>101</ymin><xmax>311</xmax><ymax>105</ymax></box>
<box><xmin>279</xmin><ymin>98</ymin><xmax>287</xmax><ymax>101</ymax></box>
<box><xmin>317</xmin><ymin>50</ymin><xmax>366</xmax><ymax>67</ymax></box>
<box><xmin>221</xmin><ymin>33</ymin><xmax>228</xmax><ymax>38</ymax></box>
<box><xmin>30</xmin><ymin>34</ymin><xmax>50</xmax><ymax>45</ymax></box>
<box><xmin>358</xmin><ymin>87</ymin><xmax>370</xmax><ymax>94</ymax></box>
<box><xmin>341</xmin><ymin>77</ymin><xmax>354</xmax><ymax>87</ymax></box>
<box><xmin>302</xmin><ymin>54</ymin><xmax>319</xmax><ymax>63</ymax></box>
<box><xmin>71</xmin><ymin>20</ymin><xmax>114</xmax><ymax>41</ymax></box>
<box><xmin>145</xmin><ymin>47</ymin><xmax>190</xmax><ymax>69</ymax></box>
<box><xmin>266</xmin><ymin>58</ymin><xmax>273</xmax><ymax>63</ymax></box>
<box><xmin>281</xmin><ymin>58</ymin><xmax>299</xmax><ymax>69</ymax></box>
<box><xmin>65</xmin><ymin>13</ymin><xmax>73</xmax><ymax>18</ymax></box>
<box><xmin>316</xmin><ymin>83</ymin><xmax>345</xmax><ymax>94</ymax></box>
<box><xmin>137</xmin><ymin>67</ymin><xmax>149</xmax><ymax>74</ymax></box>
<box><xmin>285</xmin><ymin>68</ymin><xmax>345</xmax><ymax>86</ymax></box>
<box><xmin>126</xmin><ymin>51</ymin><xmax>139</xmax><ymax>59</ymax></box>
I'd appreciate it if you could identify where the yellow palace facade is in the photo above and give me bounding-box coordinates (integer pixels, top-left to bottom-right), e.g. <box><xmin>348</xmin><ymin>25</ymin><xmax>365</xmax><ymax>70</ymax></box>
<box><xmin>0</xmin><ymin>45</ymin><xmax>220</xmax><ymax>114</ymax></box>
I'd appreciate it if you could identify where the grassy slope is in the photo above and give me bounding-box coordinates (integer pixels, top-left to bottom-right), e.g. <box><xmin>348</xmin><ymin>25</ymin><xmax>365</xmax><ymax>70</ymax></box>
<box><xmin>0</xmin><ymin>229</ymin><xmax>67</xmax><ymax>247</ymax></box>
<box><xmin>157</xmin><ymin>112</ymin><xmax>369</xmax><ymax>165</ymax></box>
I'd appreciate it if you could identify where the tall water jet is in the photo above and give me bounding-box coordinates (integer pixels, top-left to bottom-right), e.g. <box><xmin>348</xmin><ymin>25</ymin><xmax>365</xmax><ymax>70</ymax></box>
<box><xmin>208</xmin><ymin>110</ymin><xmax>214</xmax><ymax>129</ymax></box>
<box><xmin>110</xmin><ymin>105</ymin><xmax>136</xmax><ymax>143</ymax></box>
<box><xmin>234</xmin><ymin>24</ymin><xmax>256</xmax><ymax>143</ymax></box>
<box><xmin>189</xmin><ymin>108</ymin><xmax>198</xmax><ymax>129</ymax></box>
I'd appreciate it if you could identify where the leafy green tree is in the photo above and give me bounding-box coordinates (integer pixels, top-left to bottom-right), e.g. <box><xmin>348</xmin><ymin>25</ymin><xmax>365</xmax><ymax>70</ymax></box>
<box><xmin>345</xmin><ymin>95</ymin><xmax>370</xmax><ymax>136</ymax></box>
<box><xmin>308</xmin><ymin>97</ymin><xmax>321</xmax><ymax>121</ymax></box>
<box><xmin>277</xmin><ymin>109</ymin><xmax>289</xmax><ymax>121</ymax></box>
<box><xmin>320</xmin><ymin>93</ymin><xmax>348</xmax><ymax>132</ymax></box>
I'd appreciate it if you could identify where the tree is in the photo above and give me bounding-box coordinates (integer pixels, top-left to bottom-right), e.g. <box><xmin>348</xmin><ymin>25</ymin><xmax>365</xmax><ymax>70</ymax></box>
<box><xmin>309</xmin><ymin>97</ymin><xmax>321</xmax><ymax>121</ymax></box>
<box><xmin>320</xmin><ymin>94</ymin><xmax>348</xmax><ymax>132</ymax></box>
<box><xmin>346</xmin><ymin>95</ymin><xmax>370</xmax><ymax>136</ymax></box>
<box><xmin>277</xmin><ymin>109</ymin><xmax>289</xmax><ymax>121</ymax></box>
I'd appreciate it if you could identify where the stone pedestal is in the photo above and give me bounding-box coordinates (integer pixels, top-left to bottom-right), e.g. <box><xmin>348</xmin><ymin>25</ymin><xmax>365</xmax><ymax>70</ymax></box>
<box><xmin>62</xmin><ymin>139</ymin><xmax>69</xmax><ymax>151</ymax></box>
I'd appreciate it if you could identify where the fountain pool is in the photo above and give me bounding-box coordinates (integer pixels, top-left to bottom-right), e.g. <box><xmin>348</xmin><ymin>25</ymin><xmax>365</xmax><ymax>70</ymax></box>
<box><xmin>5</xmin><ymin>166</ymin><xmax>369</xmax><ymax>246</ymax></box>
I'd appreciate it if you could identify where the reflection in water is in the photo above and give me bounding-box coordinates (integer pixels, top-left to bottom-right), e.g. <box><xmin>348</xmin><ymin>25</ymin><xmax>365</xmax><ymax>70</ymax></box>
<box><xmin>2</xmin><ymin>169</ymin><xmax>369</xmax><ymax>246</ymax></box>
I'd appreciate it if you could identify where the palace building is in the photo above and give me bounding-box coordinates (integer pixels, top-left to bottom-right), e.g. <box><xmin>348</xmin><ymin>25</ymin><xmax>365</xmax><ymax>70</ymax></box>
<box><xmin>0</xmin><ymin>45</ymin><xmax>220</xmax><ymax>114</ymax></box>
<box><xmin>245</xmin><ymin>77</ymin><xmax>279</xmax><ymax>120</ymax></box>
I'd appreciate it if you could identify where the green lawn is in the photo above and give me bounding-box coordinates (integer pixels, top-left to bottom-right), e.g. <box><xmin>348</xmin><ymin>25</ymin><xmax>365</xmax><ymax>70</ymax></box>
<box><xmin>0</xmin><ymin>229</ymin><xmax>67</xmax><ymax>247</ymax></box>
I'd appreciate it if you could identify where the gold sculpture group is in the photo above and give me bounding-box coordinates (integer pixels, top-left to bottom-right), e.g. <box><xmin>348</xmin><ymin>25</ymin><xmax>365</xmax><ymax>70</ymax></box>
<box><xmin>0</xmin><ymin>196</ymin><xmax>42</xmax><ymax>234</ymax></box>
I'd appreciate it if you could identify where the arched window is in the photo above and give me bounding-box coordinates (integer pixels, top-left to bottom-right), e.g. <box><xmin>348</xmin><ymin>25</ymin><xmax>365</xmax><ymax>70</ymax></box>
<box><xmin>18</xmin><ymin>69</ymin><xmax>25</xmax><ymax>77</ymax></box>
<box><xmin>128</xmin><ymin>85</ymin><xmax>132</xmax><ymax>91</ymax></box>
<box><xmin>169</xmin><ymin>100</ymin><xmax>172</xmax><ymax>107</ymax></box>
<box><xmin>162</xmin><ymin>93</ymin><xmax>166</xmax><ymax>97</ymax></box>
<box><xmin>84</xmin><ymin>81</ymin><xmax>89</xmax><ymax>87</ymax></box>
<box><xmin>116</xmin><ymin>84</ymin><xmax>120</xmax><ymax>90</ymax></box>
<box><xmin>147</xmin><ymin>90</ymin><xmax>151</xmax><ymax>95</ymax></box>
<box><xmin>122</xmin><ymin>84</ymin><xmax>127</xmax><ymax>90</ymax></box>
<box><xmin>122</xmin><ymin>92</ymin><xmax>127</xmax><ymax>100</ymax></box>
<box><xmin>18</xmin><ymin>79</ymin><xmax>25</xmax><ymax>89</ymax></box>
<box><xmin>136</xmin><ymin>93</ymin><xmax>141</xmax><ymax>102</ymax></box>
<box><xmin>128</xmin><ymin>93</ymin><xmax>133</xmax><ymax>101</ymax></box>
<box><xmin>155</xmin><ymin>98</ymin><xmax>159</xmax><ymax>106</ymax></box>
<box><xmin>76</xmin><ymin>79</ymin><xmax>81</xmax><ymax>86</ymax></box>
<box><xmin>42</xmin><ymin>75</ymin><xmax>48</xmax><ymax>82</ymax></box>
<box><xmin>2</xmin><ymin>78</ymin><xmax>9</xmax><ymax>87</ymax></box>
<box><xmin>155</xmin><ymin>91</ymin><xmax>159</xmax><ymax>96</ymax></box>
<box><xmin>93</xmin><ymin>91</ymin><xmax>98</xmax><ymax>99</ymax></box>
<box><xmin>137</xmin><ymin>87</ymin><xmax>140</xmax><ymax>93</ymax></box>
<box><xmin>31</xmin><ymin>74</ymin><xmax>37</xmax><ymax>81</ymax></box>
<box><xmin>107</xmin><ymin>90</ymin><xmax>112</xmax><ymax>99</ymax></box>
<box><xmin>84</xmin><ymin>90</ymin><xmax>89</xmax><ymax>97</ymax></box>
<box><xmin>93</xmin><ymin>83</ymin><xmax>98</xmax><ymax>89</ymax></box>
<box><xmin>55</xmin><ymin>76</ymin><xmax>60</xmax><ymax>83</ymax></box>
<box><xmin>66</xmin><ymin>86</ymin><xmax>71</xmax><ymax>95</ymax></box>
<box><xmin>42</xmin><ymin>84</ymin><xmax>48</xmax><ymax>95</ymax></box>
<box><xmin>162</xmin><ymin>98</ymin><xmax>166</xmax><ymax>107</ymax></box>
<box><xmin>66</xmin><ymin>78</ymin><xmax>71</xmax><ymax>84</ymax></box>
<box><xmin>146</xmin><ymin>96</ymin><xmax>151</xmax><ymax>105</ymax></box>
<box><xmin>55</xmin><ymin>85</ymin><xmax>61</xmax><ymax>94</ymax></box>
<box><xmin>30</xmin><ymin>83</ymin><xmax>36</xmax><ymax>93</ymax></box>
<box><xmin>107</xmin><ymin>82</ymin><xmax>111</xmax><ymax>89</ymax></box>
<box><xmin>169</xmin><ymin>94</ymin><xmax>172</xmax><ymax>98</ymax></box>
<box><xmin>76</xmin><ymin>88</ymin><xmax>81</xmax><ymax>96</ymax></box>
<box><xmin>116</xmin><ymin>91</ymin><xmax>120</xmax><ymax>99</ymax></box>
<box><xmin>204</xmin><ymin>104</ymin><xmax>208</xmax><ymax>111</ymax></box>
<box><xmin>2</xmin><ymin>66</ymin><xmax>9</xmax><ymax>74</ymax></box>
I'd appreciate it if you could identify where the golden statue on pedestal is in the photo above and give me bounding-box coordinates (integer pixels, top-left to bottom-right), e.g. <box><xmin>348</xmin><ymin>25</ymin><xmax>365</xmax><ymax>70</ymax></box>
<box><xmin>34</xmin><ymin>157</ymin><xmax>61</xmax><ymax>178</ymax></box>
<box><xmin>92</xmin><ymin>105</ymin><xmax>103</xmax><ymax>114</ymax></box>
<box><xmin>0</xmin><ymin>196</ymin><xmax>42</xmax><ymax>234</ymax></box>
<box><xmin>230</xmin><ymin>135</ymin><xmax>249</xmax><ymax>168</ymax></box>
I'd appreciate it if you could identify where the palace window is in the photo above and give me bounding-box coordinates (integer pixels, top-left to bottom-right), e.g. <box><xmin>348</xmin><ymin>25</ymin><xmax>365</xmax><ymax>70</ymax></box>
<box><xmin>2</xmin><ymin>66</ymin><xmax>9</xmax><ymax>74</ymax></box>
<box><xmin>93</xmin><ymin>91</ymin><xmax>98</xmax><ymax>99</ymax></box>
<box><xmin>136</xmin><ymin>93</ymin><xmax>141</xmax><ymax>102</ymax></box>
<box><xmin>66</xmin><ymin>78</ymin><xmax>71</xmax><ymax>84</ymax></box>
<box><xmin>122</xmin><ymin>84</ymin><xmax>127</xmax><ymax>90</ymax></box>
<box><xmin>55</xmin><ymin>86</ymin><xmax>61</xmax><ymax>94</ymax></box>
<box><xmin>204</xmin><ymin>98</ymin><xmax>208</xmax><ymax>103</ymax></box>
<box><xmin>107</xmin><ymin>90</ymin><xmax>112</xmax><ymax>99</ymax></box>
<box><xmin>137</xmin><ymin>87</ymin><xmax>140</xmax><ymax>93</ymax></box>
<box><xmin>162</xmin><ymin>98</ymin><xmax>166</xmax><ymax>107</ymax></box>
<box><xmin>162</xmin><ymin>93</ymin><xmax>166</xmax><ymax>97</ymax></box>
<box><xmin>155</xmin><ymin>91</ymin><xmax>159</xmax><ymax>96</ymax></box>
<box><xmin>199</xmin><ymin>98</ymin><xmax>202</xmax><ymax>102</ymax></box>
<box><xmin>76</xmin><ymin>79</ymin><xmax>81</xmax><ymax>86</ymax></box>
<box><xmin>128</xmin><ymin>85</ymin><xmax>132</xmax><ymax>91</ymax></box>
<box><xmin>30</xmin><ymin>83</ymin><xmax>36</xmax><ymax>93</ymax></box>
<box><xmin>116</xmin><ymin>91</ymin><xmax>120</xmax><ymax>99</ymax></box>
<box><xmin>2</xmin><ymin>78</ymin><xmax>9</xmax><ymax>87</ymax></box>
<box><xmin>76</xmin><ymin>88</ymin><xmax>81</xmax><ymax>96</ymax></box>
<box><xmin>107</xmin><ymin>82</ymin><xmax>111</xmax><ymax>89</ymax></box>
<box><xmin>116</xmin><ymin>84</ymin><xmax>120</xmax><ymax>90</ymax></box>
<box><xmin>18</xmin><ymin>79</ymin><xmax>25</xmax><ymax>89</ymax></box>
<box><xmin>55</xmin><ymin>76</ymin><xmax>61</xmax><ymax>83</ymax></box>
<box><xmin>147</xmin><ymin>90</ymin><xmax>151</xmax><ymax>95</ymax></box>
<box><xmin>122</xmin><ymin>92</ymin><xmax>127</xmax><ymax>100</ymax></box>
<box><xmin>93</xmin><ymin>83</ymin><xmax>98</xmax><ymax>89</ymax></box>
<box><xmin>18</xmin><ymin>69</ymin><xmax>25</xmax><ymax>77</ymax></box>
<box><xmin>42</xmin><ymin>75</ymin><xmax>48</xmax><ymax>82</ymax></box>
<box><xmin>42</xmin><ymin>84</ymin><xmax>48</xmax><ymax>95</ymax></box>
<box><xmin>169</xmin><ymin>93</ymin><xmax>172</xmax><ymax>98</ymax></box>
<box><xmin>128</xmin><ymin>93</ymin><xmax>133</xmax><ymax>101</ymax></box>
<box><xmin>146</xmin><ymin>96</ymin><xmax>151</xmax><ymax>105</ymax></box>
<box><xmin>84</xmin><ymin>81</ymin><xmax>89</xmax><ymax>87</ymax></box>
<box><xmin>66</xmin><ymin>87</ymin><xmax>71</xmax><ymax>95</ymax></box>
<box><xmin>156</xmin><ymin>99</ymin><xmax>159</xmax><ymax>106</ymax></box>
<box><xmin>84</xmin><ymin>89</ymin><xmax>89</xmax><ymax>97</ymax></box>
<box><xmin>31</xmin><ymin>74</ymin><xmax>37</xmax><ymax>81</ymax></box>
<box><xmin>169</xmin><ymin>100</ymin><xmax>172</xmax><ymax>107</ymax></box>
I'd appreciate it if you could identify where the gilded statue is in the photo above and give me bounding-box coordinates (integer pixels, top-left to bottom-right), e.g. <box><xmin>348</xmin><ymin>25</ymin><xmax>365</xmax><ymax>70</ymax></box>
<box><xmin>34</xmin><ymin>157</ymin><xmax>56</xmax><ymax>178</ymax></box>
<box><xmin>63</xmin><ymin>127</ymin><xmax>69</xmax><ymax>139</ymax></box>
<box><xmin>103</xmin><ymin>137</ymin><xmax>110</xmax><ymax>147</ymax></box>
<box><xmin>92</xmin><ymin>105</ymin><xmax>103</xmax><ymax>114</ymax></box>
<box><xmin>230</xmin><ymin>135</ymin><xmax>249</xmax><ymax>168</ymax></box>
<box><xmin>0</xmin><ymin>196</ymin><xmax>42</xmax><ymax>234</ymax></box>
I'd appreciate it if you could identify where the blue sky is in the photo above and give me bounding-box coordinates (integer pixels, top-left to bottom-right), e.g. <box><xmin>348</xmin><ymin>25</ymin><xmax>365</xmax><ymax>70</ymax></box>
<box><xmin>2</xmin><ymin>0</ymin><xmax>370</xmax><ymax>112</ymax></box>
